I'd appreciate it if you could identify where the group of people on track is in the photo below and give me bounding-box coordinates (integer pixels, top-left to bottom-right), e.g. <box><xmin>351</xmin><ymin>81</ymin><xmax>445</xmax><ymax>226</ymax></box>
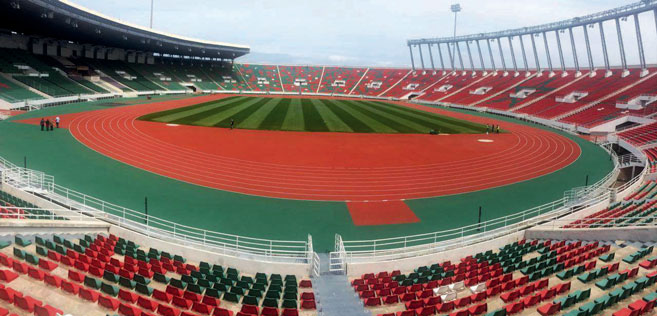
<box><xmin>486</xmin><ymin>124</ymin><xmax>500</xmax><ymax>134</ymax></box>
<box><xmin>39</xmin><ymin>117</ymin><xmax>60</xmax><ymax>131</ymax></box>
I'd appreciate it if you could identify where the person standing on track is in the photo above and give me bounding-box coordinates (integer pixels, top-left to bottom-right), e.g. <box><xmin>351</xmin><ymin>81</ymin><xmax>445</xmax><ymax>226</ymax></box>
<box><xmin>45</xmin><ymin>119</ymin><xmax>50</xmax><ymax>131</ymax></box>
<box><xmin>55</xmin><ymin>116</ymin><xmax>60</xmax><ymax>128</ymax></box>
<box><xmin>230</xmin><ymin>118</ymin><xmax>235</xmax><ymax>130</ymax></box>
<box><xmin>40</xmin><ymin>118</ymin><xmax>44</xmax><ymax>131</ymax></box>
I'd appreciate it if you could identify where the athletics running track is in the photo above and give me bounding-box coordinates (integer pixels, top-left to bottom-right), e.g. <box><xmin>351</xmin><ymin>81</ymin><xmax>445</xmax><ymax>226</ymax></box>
<box><xmin>18</xmin><ymin>94</ymin><xmax>580</xmax><ymax>208</ymax></box>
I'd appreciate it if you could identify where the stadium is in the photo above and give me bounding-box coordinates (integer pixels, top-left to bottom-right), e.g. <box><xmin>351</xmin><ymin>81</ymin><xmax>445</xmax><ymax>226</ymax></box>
<box><xmin>0</xmin><ymin>0</ymin><xmax>656</xmax><ymax>315</ymax></box>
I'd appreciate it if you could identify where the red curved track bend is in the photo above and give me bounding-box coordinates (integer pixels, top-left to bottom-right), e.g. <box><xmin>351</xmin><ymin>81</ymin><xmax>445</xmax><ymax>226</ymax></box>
<box><xmin>18</xmin><ymin>95</ymin><xmax>580</xmax><ymax>201</ymax></box>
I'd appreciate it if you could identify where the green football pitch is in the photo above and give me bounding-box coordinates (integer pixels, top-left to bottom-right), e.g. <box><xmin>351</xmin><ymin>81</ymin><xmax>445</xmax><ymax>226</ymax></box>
<box><xmin>138</xmin><ymin>96</ymin><xmax>489</xmax><ymax>134</ymax></box>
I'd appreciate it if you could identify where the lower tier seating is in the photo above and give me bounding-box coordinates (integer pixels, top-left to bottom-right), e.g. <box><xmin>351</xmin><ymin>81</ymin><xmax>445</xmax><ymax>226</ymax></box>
<box><xmin>356</xmin><ymin>239</ymin><xmax>656</xmax><ymax>316</ymax></box>
<box><xmin>0</xmin><ymin>233</ymin><xmax>316</xmax><ymax>316</ymax></box>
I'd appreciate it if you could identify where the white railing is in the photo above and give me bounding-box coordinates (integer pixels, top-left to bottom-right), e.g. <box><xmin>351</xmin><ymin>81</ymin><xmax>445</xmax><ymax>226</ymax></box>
<box><xmin>0</xmin><ymin>156</ymin><xmax>313</xmax><ymax>264</ymax></box>
<box><xmin>330</xmin><ymin>234</ymin><xmax>346</xmax><ymax>273</ymax></box>
<box><xmin>330</xmin><ymin>142</ymin><xmax>622</xmax><ymax>267</ymax></box>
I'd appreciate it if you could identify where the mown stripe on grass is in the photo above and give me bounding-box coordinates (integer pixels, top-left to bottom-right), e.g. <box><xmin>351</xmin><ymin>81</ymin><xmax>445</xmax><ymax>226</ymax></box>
<box><xmin>361</xmin><ymin>100</ymin><xmax>475</xmax><ymax>134</ymax></box>
<box><xmin>192</xmin><ymin>97</ymin><xmax>264</xmax><ymax>126</ymax></box>
<box><xmin>239</xmin><ymin>98</ymin><xmax>282</xmax><ymax>129</ymax></box>
<box><xmin>346</xmin><ymin>100</ymin><xmax>434</xmax><ymax>133</ymax></box>
<box><xmin>151</xmin><ymin>96</ymin><xmax>244</xmax><ymax>122</ymax></box>
<box><xmin>138</xmin><ymin>96</ymin><xmax>241</xmax><ymax>122</ymax></box>
<box><xmin>318</xmin><ymin>99</ymin><xmax>374</xmax><ymax>133</ymax></box>
<box><xmin>368</xmin><ymin>101</ymin><xmax>487</xmax><ymax>133</ymax></box>
<box><xmin>300</xmin><ymin>99</ymin><xmax>329</xmax><ymax>132</ymax></box>
<box><xmin>170</xmin><ymin>98</ymin><xmax>251</xmax><ymax>125</ymax></box>
<box><xmin>281</xmin><ymin>98</ymin><xmax>305</xmax><ymax>131</ymax></box>
<box><xmin>338</xmin><ymin>100</ymin><xmax>420</xmax><ymax>133</ymax></box>
<box><xmin>310</xmin><ymin>99</ymin><xmax>352</xmax><ymax>132</ymax></box>
<box><xmin>325</xmin><ymin>99</ymin><xmax>396</xmax><ymax>133</ymax></box>
<box><xmin>214</xmin><ymin>97</ymin><xmax>273</xmax><ymax>128</ymax></box>
<box><xmin>258</xmin><ymin>99</ymin><xmax>290</xmax><ymax>130</ymax></box>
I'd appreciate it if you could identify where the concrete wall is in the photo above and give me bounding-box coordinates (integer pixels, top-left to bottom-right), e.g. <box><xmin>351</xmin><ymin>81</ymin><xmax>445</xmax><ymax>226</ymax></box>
<box><xmin>526</xmin><ymin>226</ymin><xmax>657</xmax><ymax>242</ymax></box>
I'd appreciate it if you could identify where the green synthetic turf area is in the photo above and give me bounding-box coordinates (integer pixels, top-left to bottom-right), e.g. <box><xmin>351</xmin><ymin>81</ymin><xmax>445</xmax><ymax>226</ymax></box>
<box><xmin>0</xmin><ymin>98</ymin><xmax>613</xmax><ymax>251</ymax></box>
<box><xmin>138</xmin><ymin>96</ymin><xmax>489</xmax><ymax>134</ymax></box>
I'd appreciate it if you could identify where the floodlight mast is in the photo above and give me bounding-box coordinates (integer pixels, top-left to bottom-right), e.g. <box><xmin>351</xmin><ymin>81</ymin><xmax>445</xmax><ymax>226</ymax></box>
<box><xmin>451</xmin><ymin>4</ymin><xmax>461</xmax><ymax>70</ymax></box>
<box><xmin>150</xmin><ymin>0</ymin><xmax>154</xmax><ymax>29</ymax></box>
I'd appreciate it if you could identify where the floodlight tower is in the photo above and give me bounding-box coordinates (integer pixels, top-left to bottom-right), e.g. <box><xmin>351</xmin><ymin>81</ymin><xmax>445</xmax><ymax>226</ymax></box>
<box><xmin>450</xmin><ymin>4</ymin><xmax>461</xmax><ymax>70</ymax></box>
<box><xmin>150</xmin><ymin>0</ymin><xmax>154</xmax><ymax>28</ymax></box>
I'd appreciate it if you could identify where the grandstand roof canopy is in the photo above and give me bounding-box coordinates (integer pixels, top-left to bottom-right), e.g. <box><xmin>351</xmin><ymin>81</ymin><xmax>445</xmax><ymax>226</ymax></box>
<box><xmin>0</xmin><ymin>0</ymin><xmax>250</xmax><ymax>59</ymax></box>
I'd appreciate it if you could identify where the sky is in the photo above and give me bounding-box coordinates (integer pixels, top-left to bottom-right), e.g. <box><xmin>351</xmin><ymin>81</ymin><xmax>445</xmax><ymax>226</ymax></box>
<box><xmin>71</xmin><ymin>0</ymin><xmax>655</xmax><ymax>68</ymax></box>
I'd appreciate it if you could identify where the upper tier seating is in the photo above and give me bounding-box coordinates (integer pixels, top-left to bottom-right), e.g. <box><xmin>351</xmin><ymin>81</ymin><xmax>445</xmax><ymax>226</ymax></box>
<box><xmin>0</xmin><ymin>75</ymin><xmax>43</xmax><ymax>103</ymax></box>
<box><xmin>485</xmin><ymin>71</ymin><xmax>575</xmax><ymax>111</ymax></box>
<box><xmin>441</xmin><ymin>72</ymin><xmax>528</xmax><ymax>106</ymax></box>
<box><xmin>618</xmin><ymin>123</ymin><xmax>657</xmax><ymax>147</ymax></box>
<box><xmin>560</xmin><ymin>71</ymin><xmax>657</xmax><ymax>127</ymax></box>
<box><xmin>515</xmin><ymin>70</ymin><xmax>639</xmax><ymax>120</ymax></box>
<box><xmin>317</xmin><ymin>67</ymin><xmax>367</xmax><ymax>95</ymax></box>
<box><xmin>416</xmin><ymin>71</ymin><xmax>483</xmax><ymax>102</ymax></box>
<box><xmin>236</xmin><ymin>64</ymin><xmax>283</xmax><ymax>92</ymax></box>
<box><xmin>381</xmin><ymin>70</ymin><xmax>444</xmax><ymax>99</ymax></box>
<box><xmin>278</xmin><ymin>66</ymin><xmax>323</xmax><ymax>93</ymax></box>
<box><xmin>83</xmin><ymin>59</ymin><xmax>162</xmax><ymax>92</ymax></box>
<box><xmin>350</xmin><ymin>68</ymin><xmax>410</xmax><ymax>97</ymax></box>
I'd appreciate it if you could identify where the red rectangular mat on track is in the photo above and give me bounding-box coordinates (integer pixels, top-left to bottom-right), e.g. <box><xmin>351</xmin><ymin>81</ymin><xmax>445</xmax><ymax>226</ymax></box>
<box><xmin>347</xmin><ymin>200</ymin><xmax>419</xmax><ymax>226</ymax></box>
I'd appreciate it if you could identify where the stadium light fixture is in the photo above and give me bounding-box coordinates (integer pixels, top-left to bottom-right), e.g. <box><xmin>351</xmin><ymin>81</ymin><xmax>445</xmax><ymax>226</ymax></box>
<box><xmin>450</xmin><ymin>4</ymin><xmax>462</xmax><ymax>61</ymax></box>
<box><xmin>10</xmin><ymin>1</ymin><xmax>20</xmax><ymax>9</ymax></box>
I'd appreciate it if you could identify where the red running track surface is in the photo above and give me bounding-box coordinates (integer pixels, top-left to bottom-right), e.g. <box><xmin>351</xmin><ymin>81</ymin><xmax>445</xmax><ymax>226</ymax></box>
<box><xmin>18</xmin><ymin>94</ymin><xmax>581</xmax><ymax>201</ymax></box>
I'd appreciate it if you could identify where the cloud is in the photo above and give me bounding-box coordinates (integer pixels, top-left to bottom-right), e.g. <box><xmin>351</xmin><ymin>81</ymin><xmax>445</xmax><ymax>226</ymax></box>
<box><xmin>328</xmin><ymin>55</ymin><xmax>358</xmax><ymax>63</ymax></box>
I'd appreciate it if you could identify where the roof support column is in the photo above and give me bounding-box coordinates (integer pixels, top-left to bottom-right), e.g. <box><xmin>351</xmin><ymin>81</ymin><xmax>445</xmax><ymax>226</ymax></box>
<box><xmin>456</xmin><ymin>41</ymin><xmax>465</xmax><ymax>71</ymax></box>
<box><xmin>447</xmin><ymin>42</ymin><xmax>456</xmax><ymax>70</ymax></box>
<box><xmin>555</xmin><ymin>30</ymin><xmax>566</xmax><ymax>72</ymax></box>
<box><xmin>465</xmin><ymin>41</ymin><xmax>475</xmax><ymax>71</ymax></box>
<box><xmin>427</xmin><ymin>44</ymin><xmax>436</xmax><ymax>70</ymax></box>
<box><xmin>418</xmin><ymin>45</ymin><xmax>425</xmax><ymax>69</ymax></box>
<box><xmin>519</xmin><ymin>35</ymin><xmax>529</xmax><ymax>72</ymax></box>
<box><xmin>568</xmin><ymin>27</ymin><xmax>580</xmax><ymax>72</ymax></box>
<box><xmin>530</xmin><ymin>34</ymin><xmax>541</xmax><ymax>72</ymax></box>
<box><xmin>437</xmin><ymin>43</ymin><xmax>446</xmax><ymax>70</ymax></box>
<box><xmin>476</xmin><ymin>40</ymin><xmax>486</xmax><ymax>71</ymax></box>
<box><xmin>599</xmin><ymin>21</ymin><xmax>610</xmax><ymax>71</ymax></box>
<box><xmin>408</xmin><ymin>44</ymin><xmax>416</xmax><ymax>70</ymax></box>
<box><xmin>497</xmin><ymin>38</ymin><xmax>507</xmax><ymax>71</ymax></box>
<box><xmin>542</xmin><ymin>32</ymin><xmax>553</xmax><ymax>72</ymax></box>
<box><xmin>487</xmin><ymin>39</ymin><xmax>496</xmax><ymax>71</ymax></box>
<box><xmin>507</xmin><ymin>37</ymin><xmax>518</xmax><ymax>72</ymax></box>
<box><xmin>583</xmin><ymin>25</ymin><xmax>594</xmax><ymax>72</ymax></box>
<box><xmin>634</xmin><ymin>13</ymin><xmax>646</xmax><ymax>70</ymax></box>
<box><xmin>615</xmin><ymin>17</ymin><xmax>628</xmax><ymax>70</ymax></box>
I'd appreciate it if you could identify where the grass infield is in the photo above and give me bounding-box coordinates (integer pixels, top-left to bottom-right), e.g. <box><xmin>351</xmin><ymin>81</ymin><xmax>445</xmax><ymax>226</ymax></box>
<box><xmin>138</xmin><ymin>96</ymin><xmax>489</xmax><ymax>134</ymax></box>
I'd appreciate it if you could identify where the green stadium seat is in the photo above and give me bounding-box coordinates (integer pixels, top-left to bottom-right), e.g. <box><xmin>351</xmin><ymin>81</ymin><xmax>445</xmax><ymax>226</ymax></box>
<box><xmin>85</xmin><ymin>276</ymin><xmax>102</xmax><ymax>290</ymax></box>
<box><xmin>15</xmin><ymin>235</ymin><xmax>31</xmax><ymax>247</ymax></box>
<box><xmin>223</xmin><ymin>292</ymin><xmax>240</xmax><ymax>303</ymax></box>
<box><xmin>579</xmin><ymin>301</ymin><xmax>603</xmax><ymax>315</ymax></box>
<box><xmin>242</xmin><ymin>295</ymin><xmax>259</xmax><ymax>306</ymax></box>
<box><xmin>101</xmin><ymin>282</ymin><xmax>120</xmax><ymax>297</ymax></box>
<box><xmin>153</xmin><ymin>273</ymin><xmax>170</xmax><ymax>284</ymax></box>
<box><xmin>119</xmin><ymin>277</ymin><xmax>136</xmax><ymax>289</ymax></box>
<box><xmin>133</xmin><ymin>274</ymin><xmax>151</xmax><ymax>285</ymax></box>
<box><xmin>135</xmin><ymin>283</ymin><xmax>153</xmax><ymax>296</ymax></box>
<box><xmin>103</xmin><ymin>271</ymin><xmax>120</xmax><ymax>283</ymax></box>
